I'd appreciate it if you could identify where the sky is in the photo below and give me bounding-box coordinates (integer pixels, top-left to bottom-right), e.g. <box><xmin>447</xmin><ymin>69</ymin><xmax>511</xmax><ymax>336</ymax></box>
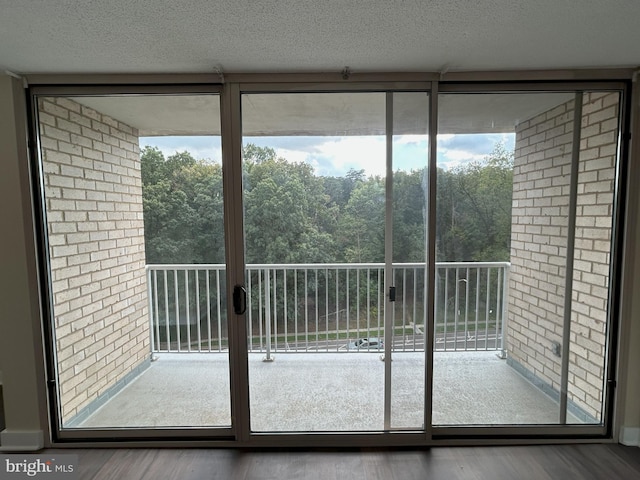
<box><xmin>140</xmin><ymin>133</ymin><xmax>515</xmax><ymax>178</ymax></box>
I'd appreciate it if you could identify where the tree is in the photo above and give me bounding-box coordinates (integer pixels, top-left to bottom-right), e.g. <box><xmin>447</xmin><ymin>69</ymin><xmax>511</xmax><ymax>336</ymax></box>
<box><xmin>243</xmin><ymin>144</ymin><xmax>336</xmax><ymax>263</ymax></box>
<box><xmin>435</xmin><ymin>143</ymin><xmax>514</xmax><ymax>262</ymax></box>
<box><xmin>141</xmin><ymin>147</ymin><xmax>224</xmax><ymax>264</ymax></box>
<box><xmin>393</xmin><ymin>169</ymin><xmax>427</xmax><ymax>263</ymax></box>
<box><xmin>455</xmin><ymin>146</ymin><xmax>513</xmax><ymax>261</ymax></box>
<box><xmin>141</xmin><ymin>142</ymin><xmax>514</xmax><ymax>266</ymax></box>
<box><xmin>337</xmin><ymin>178</ymin><xmax>385</xmax><ymax>263</ymax></box>
<box><xmin>243</xmin><ymin>143</ymin><xmax>277</xmax><ymax>164</ymax></box>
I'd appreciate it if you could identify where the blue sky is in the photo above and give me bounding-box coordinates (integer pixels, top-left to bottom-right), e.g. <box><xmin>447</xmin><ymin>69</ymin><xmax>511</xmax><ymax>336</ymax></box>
<box><xmin>140</xmin><ymin>133</ymin><xmax>515</xmax><ymax>177</ymax></box>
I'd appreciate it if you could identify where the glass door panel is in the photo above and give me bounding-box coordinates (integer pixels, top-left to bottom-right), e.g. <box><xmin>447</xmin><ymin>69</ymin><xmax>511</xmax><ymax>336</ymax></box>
<box><xmin>433</xmin><ymin>91</ymin><xmax>620</xmax><ymax>426</ymax></box>
<box><xmin>390</xmin><ymin>92</ymin><xmax>430</xmax><ymax>429</ymax></box>
<box><xmin>37</xmin><ymin>93</ymin><xmax>232</xmax><ymax>430</ymax></box>
<box><xmin>241</xmin><ymin>92</ymin><xmax>388</xmax><ymax>432</ymax></box>
<box><xmin>567</xmin><ymin>91</ymin><xmax>621</xmax><ymax>424</ymax></box>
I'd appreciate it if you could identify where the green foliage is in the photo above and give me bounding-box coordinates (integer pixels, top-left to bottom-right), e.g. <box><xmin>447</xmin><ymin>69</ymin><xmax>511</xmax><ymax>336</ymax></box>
<box><xmin>243</xmin><ymin>143</ymin><xmax>278</xmax><ymax>164</ymax></box>
<box><xmin>243</xmin><ymin>149</ymin><xmax>337</xmax><ymax>263</ymax></box>
<box><xmin>436</xmin><ymin>144</ymin><xmax>514</xmax><ymax>262</ymax></box>
<box><xmin>140</xmin><ymin>142</ymin><xmax>514</xmax><ymax>266</ymax></box>
<box><xmin>393</xmin><ymin>170</ymin><xmax>427</xmax><ymax>263</ymax></box>
<box><xmin>141</xmin><ymin>146</ymin><xmax>224</xmax><ymax>264</ymax></box>
<box><xmin>338</xmin><ymin>178</ymin><xmax>385</xmax><ymax>262</ymax></box>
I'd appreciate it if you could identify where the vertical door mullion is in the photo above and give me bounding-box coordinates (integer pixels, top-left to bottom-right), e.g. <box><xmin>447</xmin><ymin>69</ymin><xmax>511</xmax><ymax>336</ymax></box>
<box><xmin>221</xmin><ymin>82</ymin><xmax>250</xmax><ymax>443</ymax></box>
<box><xmin>424</xmin><ymin>81</ymin><xmax>438</xmax><ymax>439</ymax></box>
<box><xmin>559</xmin><ymin>91</ymin><xmax>583</xmax><ymax>424</ymax></box>
<box><xmin>383</xmin><ymin>92</ymin><xmax>394</xmax><ymax>431</ymax></box>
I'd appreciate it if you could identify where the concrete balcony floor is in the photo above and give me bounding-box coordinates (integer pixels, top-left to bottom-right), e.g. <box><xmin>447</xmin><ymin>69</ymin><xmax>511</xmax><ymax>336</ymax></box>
<box><xmin>76</xmin><ymin>351</ymin><xmax>581</xmax><ymax>431</ymax></box>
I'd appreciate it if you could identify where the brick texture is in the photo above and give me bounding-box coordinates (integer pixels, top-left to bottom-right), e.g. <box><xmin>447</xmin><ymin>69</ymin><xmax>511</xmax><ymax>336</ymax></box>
<box><xmin>508</xmin><ymin>92</ymin><xmax>618</xmax><ymax>420</ymax></box>
<box><xmin>39</xmin><ymin>97</ymin><xmax>149</xmax><ymax>423</ymax></box>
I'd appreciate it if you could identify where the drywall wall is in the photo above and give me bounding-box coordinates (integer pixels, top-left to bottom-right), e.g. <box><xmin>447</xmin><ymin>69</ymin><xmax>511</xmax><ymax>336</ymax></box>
<box><xmin>0</xmin><ymin>74</ymin><xmax>47</xmax><ymax>450</ymax></box>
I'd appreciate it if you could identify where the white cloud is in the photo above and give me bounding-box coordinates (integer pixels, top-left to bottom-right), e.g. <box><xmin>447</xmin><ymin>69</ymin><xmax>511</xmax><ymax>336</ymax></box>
<box><xmin>140</xmin><ymin>136</ymin><xmax>222</xmax><ymax>163</ymax></box>
<box><xmin>436</xmin><ymin>132</ymin><xmax>515</xmax><ymax>170</ymax></box>
<box><xmin>311</xmin><ymin>137</ymin><xmax>387</xmax><ymax>177</ymax></box>
<box><xmin>273</xmin><ymin>148</ymin><xmax>310</xmax><ymax>165</ymax></box>
<box><xmin>394</xmin><ymin>134</ymin><xmax>429</xmax><ymax>146</ymax></box>
<box><xmin>437</xmin><ymin>148</ymin><xmax>486</xmax><ymax>170</ymax></box>
<box><xmin>266</xmin><ymin>136</ymin><xmax>387</xmax><ymax>177</ymax></box>
<box><xmin>141</xmin><ymin>132</ymin><xmax>515</xmax><ymax>176</ymax></box>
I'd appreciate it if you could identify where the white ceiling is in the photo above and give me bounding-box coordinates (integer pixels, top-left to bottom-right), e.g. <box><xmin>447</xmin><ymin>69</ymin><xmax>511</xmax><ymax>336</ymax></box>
<box><xmin>1</xmin><ymin>0</ymin><xmax>639</xmax><ymax>75</ymax></box>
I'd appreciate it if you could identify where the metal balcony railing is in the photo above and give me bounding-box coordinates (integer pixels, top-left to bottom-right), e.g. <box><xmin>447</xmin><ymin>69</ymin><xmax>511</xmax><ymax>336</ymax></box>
<box><xmin>146</xmin><ymin>262</ymin><xmax>509</xmax><ymax>356</ymax></box>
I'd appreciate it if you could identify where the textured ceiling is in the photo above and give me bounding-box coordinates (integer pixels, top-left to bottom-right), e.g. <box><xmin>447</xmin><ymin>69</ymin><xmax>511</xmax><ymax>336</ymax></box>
<box><xmin>1</xmin><ymin>0</ymin><xmax>639</xmax><ymax>75</ymax></box>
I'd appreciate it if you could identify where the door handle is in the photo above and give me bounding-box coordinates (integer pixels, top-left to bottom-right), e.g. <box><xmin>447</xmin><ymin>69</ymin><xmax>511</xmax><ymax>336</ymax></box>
<box><xmin>233</xmin><ymin>285</ymin><xmax>247</xmax><ymax>315</ymax></box>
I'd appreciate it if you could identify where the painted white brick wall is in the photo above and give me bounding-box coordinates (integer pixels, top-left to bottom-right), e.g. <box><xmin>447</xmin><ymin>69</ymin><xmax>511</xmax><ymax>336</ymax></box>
<box><xmin>39</xmin><ymin>97</ymin><xmax>149</xmax><ymax>423</ymax></box>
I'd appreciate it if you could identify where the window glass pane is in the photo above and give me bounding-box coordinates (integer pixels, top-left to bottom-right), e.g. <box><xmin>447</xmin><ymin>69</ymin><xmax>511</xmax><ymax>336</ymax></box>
<box><xmin>242</xmin><ymin>92</ymin><xmax>387</xmax><ymax>432</ymax></box>
<box><xmin>433</xmin><ymin>91</ymin><xmax>619</xmax><ymax>426</ymax></box>
<box><xmin>390</xmin><ymin>91</ymin><xmax>429</xmax><ymax>430</ymax></box>
<box><xmin>38</xmin><ymin>94</ymin><xmax>230</xmax><ymax>429</ymax></box>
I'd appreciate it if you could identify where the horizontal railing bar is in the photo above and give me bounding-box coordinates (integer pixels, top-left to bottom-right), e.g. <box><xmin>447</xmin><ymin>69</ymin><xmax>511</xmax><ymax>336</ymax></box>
<box><xmin>146</xmin><ymin>261</ymin><xmax>511</xmax><ymax>271</ymax></box>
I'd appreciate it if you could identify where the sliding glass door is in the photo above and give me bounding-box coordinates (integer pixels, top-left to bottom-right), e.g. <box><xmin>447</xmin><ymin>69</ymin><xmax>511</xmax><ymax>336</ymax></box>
<box><xmin>433</xmin><ymin>89</ymin><xmax>622</xmax><ymax>430</ymax></box>
<box><xmin>33</xmin><ymin>79</ymin><xmax>625</xmax><ymax>444</ymax></box>
<box><xmin>240</xmin><ymin>89</ymin><xmax>431</xmax><ymax>433</ymax></box>
<box><xmin>34</xmin><ymin>88</ymin><xmax>235</xmax><ymax>437</ymax></box>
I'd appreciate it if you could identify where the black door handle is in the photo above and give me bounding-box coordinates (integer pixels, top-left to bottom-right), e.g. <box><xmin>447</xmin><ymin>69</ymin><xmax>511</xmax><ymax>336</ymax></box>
<box><xmin>233</xmin><ymin>285</ymin><xmax>247</xmax><ymax>315</ymax></box>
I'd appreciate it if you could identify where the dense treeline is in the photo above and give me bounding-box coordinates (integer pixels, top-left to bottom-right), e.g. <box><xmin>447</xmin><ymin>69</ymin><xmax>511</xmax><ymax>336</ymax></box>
<box><xmin>141</xmin><ymin>143</ymin><xmax>514</xmax><ymax>265</ymax></box>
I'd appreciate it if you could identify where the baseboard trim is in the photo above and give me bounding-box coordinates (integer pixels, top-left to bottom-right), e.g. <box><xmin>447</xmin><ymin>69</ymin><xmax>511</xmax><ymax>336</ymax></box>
<box><xmin>0</xmin><ymin>429</ymin><xmax>44</xmax><ymax>452</ymax></box>
<box><xmin>620</xmin><ymin>427</ymin><xmax>640</xmax><ymax>447</ymax></box>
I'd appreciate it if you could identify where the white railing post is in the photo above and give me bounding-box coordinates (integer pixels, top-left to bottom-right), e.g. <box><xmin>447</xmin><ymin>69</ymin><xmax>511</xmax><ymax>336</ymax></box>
<box><xmin>263</xmin><ymin>267</ymin><xmax>274</xmax><ymax>362</ymax></box>
<box><xmin>174</xmin><ymin>269</ymin><xmax>180</xmax><ymax>352</ymax></box>
<box><xmin>185</xmin><ymin>269</ymin><xmax>191</xmax><ymax>352</ymax></box>
<box><xmin>146</xmin><ymin>267</ymin><xmax>155</xmax><ymax>356</ymax></box>
<box><xmin>498</xmin><ymin>263</ymin><xmax>510</xmax><ymax>359</ymax></box>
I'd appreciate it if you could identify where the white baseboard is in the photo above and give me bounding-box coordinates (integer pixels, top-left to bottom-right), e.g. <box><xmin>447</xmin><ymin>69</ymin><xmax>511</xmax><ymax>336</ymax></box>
<box><xmin>0</xmin><ymin>430</ymin><xmax>44</xmax><ymax>452</ymax></box>
<box><xmin>620</xmin><ymin>426</ymin><xmax>640</xmax><ymax>447</ymax></box>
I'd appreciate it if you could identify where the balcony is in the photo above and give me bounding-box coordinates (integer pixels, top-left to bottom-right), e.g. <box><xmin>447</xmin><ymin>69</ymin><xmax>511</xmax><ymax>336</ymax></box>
<box><xmin>70</xmin><ymin>261</ymin><xmax>580</xmax><ymax>430</ymax></box>
<box><xmin>77</xmin><ymin>351</ymin><xmax>579</xmax><ymax>430</ymax></box>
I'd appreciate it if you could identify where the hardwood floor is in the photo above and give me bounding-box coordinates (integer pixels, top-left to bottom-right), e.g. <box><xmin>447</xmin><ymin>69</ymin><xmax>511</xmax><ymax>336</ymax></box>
<box><xmin>44</xmin><ymin>444</ymin><xmax>640</xmax><ymax>479</ymax></box>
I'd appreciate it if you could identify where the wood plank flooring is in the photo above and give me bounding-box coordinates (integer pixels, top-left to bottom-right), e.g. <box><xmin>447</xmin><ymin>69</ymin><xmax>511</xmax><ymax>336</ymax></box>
<box><xmin>43</xmin><ymin>444</ymin><xmax>640</xmax><ymax>479</ymax></box>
